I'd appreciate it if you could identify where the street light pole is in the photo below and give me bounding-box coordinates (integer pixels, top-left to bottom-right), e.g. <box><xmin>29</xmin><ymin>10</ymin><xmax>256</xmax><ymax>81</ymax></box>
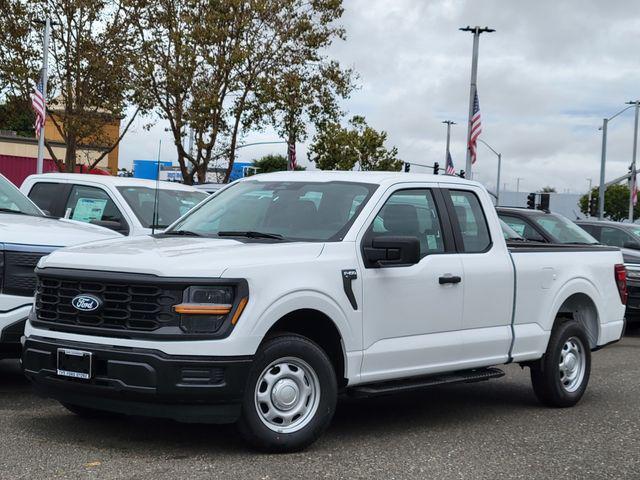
<box><xmin>442</xmin><ymin>120</ymin><xmax>456</xmax><ymax>164</ymax></box>
<box><xmin>460</xmin><ymin>26</ymin><xmax>494</xmax><ymax>179</ymax></box>
<box><xmin>586</xmin><ymin>178</ymin><xmax>593</xmax><ymax>217</ymax></box>
<box><xmin>628</xmin><ymin>101</ymin><xmax>640</xmax><ymax>222</ymax></box>
<box><xmin>36</xmin><ymin>18</ymin><xmax>51</xmax><ymax>174</ymax></box>
<box><xmin>598</xmin><ymin>118</ymin><xmax>608</xmax><ymax>220</ymax></box>
<box><xmin>516</xmin><ymin>177</ymin><xmax>523</xmax><ymax>193</ymax></box>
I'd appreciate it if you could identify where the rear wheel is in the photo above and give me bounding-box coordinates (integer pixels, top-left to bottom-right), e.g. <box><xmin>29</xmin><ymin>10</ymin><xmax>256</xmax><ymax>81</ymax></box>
<box><xmin>530</xmin><ymin>320</ymin><xmax>591</xmax><ymax>407</ymax></box>
<box><xmin>237</xmin><ymin>334</ymin><xmax>337</xmax><ymax>452</ymax></box>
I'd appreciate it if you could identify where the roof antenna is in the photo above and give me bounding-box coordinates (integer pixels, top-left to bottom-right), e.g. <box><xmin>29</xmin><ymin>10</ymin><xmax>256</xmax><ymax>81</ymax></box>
<box><xmin>152</xmin><ymin>139</ymin><xmax>162</xmax><ymax>235</ymax></box>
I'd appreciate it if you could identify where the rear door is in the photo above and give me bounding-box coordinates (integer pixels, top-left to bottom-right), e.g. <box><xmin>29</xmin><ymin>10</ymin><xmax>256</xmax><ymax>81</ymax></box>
<box><xmin>358</xmin><ymin>185</ymin><xmax>465</xmax><ymax>383</ymax></box>
<box><xmin>445</xmin><ymin>187</ymin><xmax>514</xmax><ymax>367</ymax></box>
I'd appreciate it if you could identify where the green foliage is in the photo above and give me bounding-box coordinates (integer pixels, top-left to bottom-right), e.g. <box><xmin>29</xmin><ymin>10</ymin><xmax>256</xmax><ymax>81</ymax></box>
<box><xmin>0</xmin><ymin>96</ymin><xmax>34</xmax><ymax>136</ymax></box>
<box><xmin>252</xmin><ymin>154</ymin><xmax>304</xmax><ymax>174</ymax></box>
<box><xmin>579</xmin><ymin>184</ymin><xmax>640</xmax><ymax>221</ymax></box>
<box><xmin>540</xmin><ymin>186</ymin><xmax>556</xmax><ymax>193</ymax></box>
<box><xmin>309</xmin><ymin>116</ymin><xmax>403</xmax><ymax>171</ymax></box>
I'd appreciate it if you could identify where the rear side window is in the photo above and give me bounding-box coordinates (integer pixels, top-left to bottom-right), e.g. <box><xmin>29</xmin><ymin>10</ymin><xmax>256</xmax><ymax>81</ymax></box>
<box><xmin>28</xmin><ymin>182</ymin><xmax>66</xmax><ymax>216</ymax></box>
<box><xmin>600</xmin><ymin>226</ymin><xmax>632</xmax><ymax>248</ymax></box>
<box><xmin>449</xmin><ymin>190</ymin><xmax>491</xmax><ymax>252</ymax></box>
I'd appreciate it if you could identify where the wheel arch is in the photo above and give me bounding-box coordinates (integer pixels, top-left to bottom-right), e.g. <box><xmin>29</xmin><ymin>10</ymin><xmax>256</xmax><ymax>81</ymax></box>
<box><xmin>551</xmin><ymin>289</ymin><xmax>600</xmax><ymax>349</ymax></box>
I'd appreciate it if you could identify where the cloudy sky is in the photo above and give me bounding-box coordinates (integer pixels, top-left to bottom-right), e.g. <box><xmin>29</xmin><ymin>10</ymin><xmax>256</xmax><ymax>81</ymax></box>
<box><xmin>119</xmin><ymin>0</ymin><xmax>640</xmax><ymax>194</ymax></box>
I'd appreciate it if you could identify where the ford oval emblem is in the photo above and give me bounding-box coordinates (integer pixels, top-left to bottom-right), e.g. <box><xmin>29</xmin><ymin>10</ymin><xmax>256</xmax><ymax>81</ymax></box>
<box><xmin>71</xmin><ymin>294</ymin><xmax>102</xmax><ymax>312</ymax></box>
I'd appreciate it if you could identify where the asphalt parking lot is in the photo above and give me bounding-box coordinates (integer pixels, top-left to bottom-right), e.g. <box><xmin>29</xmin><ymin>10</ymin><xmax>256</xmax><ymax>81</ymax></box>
<box><xmin>1</xmin><ymin>329</ymin><xmax>640</xmax><ymax>480</ymax></box>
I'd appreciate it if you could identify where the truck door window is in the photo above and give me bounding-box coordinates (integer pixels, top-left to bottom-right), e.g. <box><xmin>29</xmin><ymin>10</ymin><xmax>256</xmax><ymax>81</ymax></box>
<box><xmin>449</xmin><ymin>190</ymin><xmax>491</xmax><ymax>252</ymax></box>
<box><xmin>370</xmin><ymin>189</ymin><xmax>444</xmax><ymax>257</ymax></box>
<box><xmin>65</xmin><ymin>185</ymin><xmax>126</xmax><ymax>227</ymax></box>
<box><xmin>28</xmin><ymin>182</ymin><xmax>67</xmax><ymax>217</ymax></box>
<box><xmin>499</xmin><ymin>214</ymin><xmax>545</xmax><ymax>242</ymax></box>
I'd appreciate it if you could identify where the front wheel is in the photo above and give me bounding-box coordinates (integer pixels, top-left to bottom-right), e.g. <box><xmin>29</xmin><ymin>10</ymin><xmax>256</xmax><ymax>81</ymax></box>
<box><xmin>237</xmin><ymin>334</ymin><xmax>337</xmax><ymax>452</ymax></box>
<box><xmin>530</xmin><ymin>320</ymin><xmax>591</xmax><ymax>407</ymax></box>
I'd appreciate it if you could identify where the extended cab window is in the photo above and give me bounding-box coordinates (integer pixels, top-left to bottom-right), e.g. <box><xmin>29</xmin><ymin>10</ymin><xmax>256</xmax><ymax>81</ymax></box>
<box><xmin>371</xmin><ymin>189</ymin><xmax>444</xmax><ymax>257</ymax></box>
<box><xmin>449</xmin><ymin>190</ymin><xmax>491</xmax><ymax>252</ymax></box>
<box><xmin>65</xmin><ymin>185</ymin><xmax>126</xmax><ymax>228</ymax></box>
<box><xmin>28</xmin><ymin>182</ymin><xmax>67</xmax><ymax>216</ymax></box>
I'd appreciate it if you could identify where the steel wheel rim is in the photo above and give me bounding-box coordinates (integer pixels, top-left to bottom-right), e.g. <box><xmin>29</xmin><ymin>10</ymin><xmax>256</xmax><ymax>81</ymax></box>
<box><xmin>558</xmin><ymin>336</ymin><xmax>586</xmax><ymax>393</ymax></box>
<box><xmin>254</xmin><ymin>356</ymin><xmax>321</xmax><ymax>433</ymax></box>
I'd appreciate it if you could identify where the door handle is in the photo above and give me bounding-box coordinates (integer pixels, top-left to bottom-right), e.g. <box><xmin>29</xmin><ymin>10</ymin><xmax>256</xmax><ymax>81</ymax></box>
<box><xmin>439</xmin><ymin>275</ymin><xmax>462</xmax><ymax>285</ymax></box>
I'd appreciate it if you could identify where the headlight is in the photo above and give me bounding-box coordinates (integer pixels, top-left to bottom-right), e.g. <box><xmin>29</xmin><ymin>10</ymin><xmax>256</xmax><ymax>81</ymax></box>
<box><xmin>174</xmin><ymin>286</ymin><xmax>247</xmax><ymax>334</ymax></box>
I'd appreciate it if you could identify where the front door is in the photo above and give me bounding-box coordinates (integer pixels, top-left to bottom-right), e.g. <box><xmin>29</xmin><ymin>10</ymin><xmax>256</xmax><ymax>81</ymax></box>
<box><xmin>359</xmin><ymin>187</ymin><xmax>464</xmax><ymax>383</ymax></box>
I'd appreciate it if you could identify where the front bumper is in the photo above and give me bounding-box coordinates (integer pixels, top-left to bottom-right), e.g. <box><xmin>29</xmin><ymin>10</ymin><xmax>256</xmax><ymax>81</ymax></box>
<box><xmin>625</xmin><ymin>280</ymin><xmax>640</xmax><ymax>323</ymax></box>
<box><xmin>22</xmin><ymin>336</ymin><xmax>253</xmax><ymax>424</ymax></box>
<box><xmin>0</xmin><ymin>303</ymin><xmax>31</xmax><ymax>359</ymax></box>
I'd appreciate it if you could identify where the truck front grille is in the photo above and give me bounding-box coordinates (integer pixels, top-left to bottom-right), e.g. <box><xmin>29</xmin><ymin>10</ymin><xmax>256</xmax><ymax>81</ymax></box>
<box><xmin>34</xmin><ymin>276</ymin><xmax>183</xmax><ymax>334</ymax></box>
<box><xmin>3</xmin><ymin>251</ymin><xmax>49</xmax><ymax>297</ymax></box>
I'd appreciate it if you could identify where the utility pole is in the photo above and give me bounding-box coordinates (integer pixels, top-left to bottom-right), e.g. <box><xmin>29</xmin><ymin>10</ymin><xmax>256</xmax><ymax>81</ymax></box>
<box><xmin>628</xmin><ymin>100</ymin><xmax>640</xmax><ymax>222</ymax></box>
<box><xmin>460</xmin><ymin>26</ymin><xmax>495</xmax><ymax>179</ymax></box>
<box><xmin>442</xmin><ymin>120</ymin><xmax>455</xmax><ymax>164</ymax></box>
<box><xmin>598</xmin><ymin>118</ymin><xmax>608</xmax><ymax>220</ymax></box>
<box><xmin>516</xmin><ymin>177</ymin><xmax>523</xmax><ymax>193</ymax></box>
<box><xmin>36</xmin><ymin>18</ymin><xmax>51</xmax><ymax>174</ymax></box>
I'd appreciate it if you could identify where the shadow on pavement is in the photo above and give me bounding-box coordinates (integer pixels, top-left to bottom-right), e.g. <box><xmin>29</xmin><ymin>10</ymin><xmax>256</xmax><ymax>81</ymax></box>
<box><xmin>0</xmin><ymin>359</ymin><xmax>29</xmax><ymax>390</ymax></box>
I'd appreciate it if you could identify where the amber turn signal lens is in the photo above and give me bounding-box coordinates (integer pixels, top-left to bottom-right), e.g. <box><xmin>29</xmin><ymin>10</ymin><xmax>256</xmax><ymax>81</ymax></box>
<box><xmin>174</xmin><ymin>304</ymin><xmax>232</xmax><ymax>315</ymax></box>
<box><xmin>231</xmin><ymin>297</ymin><xmax>248</xmax><ymax>325</ymax></box>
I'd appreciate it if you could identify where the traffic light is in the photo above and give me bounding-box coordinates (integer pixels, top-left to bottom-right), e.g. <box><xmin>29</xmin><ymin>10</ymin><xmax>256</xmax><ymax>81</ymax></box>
<box><xmin>459</xmin><ymin>170</ymin><xmax>465</xmax><ymax>178</ymax></box>
<box><xmin>433</xmin><ymin>162</ymin><xmax>440</xmax><ymax>175</ymax></box>
<box><xmin>538</xmin><ymin>193</ymin><xmax>550</xmax><ymax>211</ymax></box>
<box><xmin>526</xmin><ymin>192</ymin><xmax>536</xmax><ymax>209</ymax></box>
<box><xmin>588</xmin><ymin>195</ymin><xmax>597</xmax><ymax>217</ymax></box>
<box><xmin>404</xmin><ymin>162</ymin><xmax>410</xmax><ymax>172</ymax></box>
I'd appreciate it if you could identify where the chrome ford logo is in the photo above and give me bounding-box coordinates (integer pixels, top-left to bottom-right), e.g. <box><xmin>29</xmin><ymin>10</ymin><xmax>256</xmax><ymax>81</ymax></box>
<box><xmin>71</xmin><ymin>294</ymin><xmax>102</xmax><ymax>312</ymax></box>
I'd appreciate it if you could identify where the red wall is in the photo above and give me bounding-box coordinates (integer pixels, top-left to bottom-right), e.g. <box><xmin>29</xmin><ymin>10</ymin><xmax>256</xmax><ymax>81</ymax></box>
<box><xmin>0</xmin><ymin>154</ymin><xmax>58</xmax><ymax>187</ymax></box>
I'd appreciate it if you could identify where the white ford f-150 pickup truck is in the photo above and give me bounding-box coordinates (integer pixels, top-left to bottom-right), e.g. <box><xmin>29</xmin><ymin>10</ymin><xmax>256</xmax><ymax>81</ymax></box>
<box><xmin>22</xmin><ymin>172</ymin><xmax>626</xmax><ymax>452</ymax></box>
<box><xmin>0</xmin><ymin>174</ymin><xmax>120</xmax><ymax>359</ymax></box>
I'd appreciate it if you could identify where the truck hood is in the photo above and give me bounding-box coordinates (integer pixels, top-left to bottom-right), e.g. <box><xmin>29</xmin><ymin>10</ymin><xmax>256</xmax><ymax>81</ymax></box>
<box><xmin>39</xmin><ymin>235</ymin><xmax>325</xmax><ymax>277</ymax></box>
<box><xmin>0</xmin><ymin>213</ymin><xmax>120</xmax><ymax>248</ymax></box>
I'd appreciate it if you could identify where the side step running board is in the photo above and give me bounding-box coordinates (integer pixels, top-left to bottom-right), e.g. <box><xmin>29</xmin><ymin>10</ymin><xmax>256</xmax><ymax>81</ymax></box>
<box><xmin>347</xmin><ymin>367</ymin><xmax>505</xmax><ymax>398</ymax></box>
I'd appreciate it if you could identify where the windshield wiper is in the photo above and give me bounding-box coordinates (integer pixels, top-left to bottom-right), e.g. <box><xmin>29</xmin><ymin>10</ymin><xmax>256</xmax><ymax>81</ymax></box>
<box><xmin>218</xmin><ymin>230</ymin><xmax>284</xmax><ymax>240</ymax></box>
<box><xmin>0</xmin><ymin>208</ymin><xmax>28</xmax><ymax>215</ymax></box>
<box><xmin>163</xmin><ymin>229</ymin><xmax>203</xmax><ymax>237</ymax></box>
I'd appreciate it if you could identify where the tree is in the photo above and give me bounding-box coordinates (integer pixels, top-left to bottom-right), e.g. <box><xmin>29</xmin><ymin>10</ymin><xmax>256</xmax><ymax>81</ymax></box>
<box><xmin>579</xmin><ymin>184</ymin><xmax>640</xmax><ymax>221</ymax></box>
<box><xmin>252</xmin><ymin>154</ymin><xmax>305</xmax><ymax>174</ymax></box>
<box><xmin>0</xmin><ymin>96</ymin><xmax>34</xmax><ymax>136</ymax></box>
<box><xmin>308</xmin><ymin>116</ymin><xmax>403</xmax><ymax>171</ymax></box>
<box><xmin>132</xmin><ymin>0</ymin><xmax>350</xmax><ymax>184</ymax></box>
<box><xmin>0</xmin><ymin>0</ymin><xmax>146</xmax><ymax>172</ymax></box>
<box><xmin>540</xmin><ymin>186</ymin><xmax>556</xmax><ymax>193</ymax></box>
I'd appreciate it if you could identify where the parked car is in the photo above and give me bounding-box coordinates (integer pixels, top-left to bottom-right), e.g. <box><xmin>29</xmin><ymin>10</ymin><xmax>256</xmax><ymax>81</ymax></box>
<box><xmin>23</xmin><ymin>172</ymin><xmax>626</xmax><ymax>452</ymax></box>
<box><xmin>0</xmin><ymin>174</ymin><xmax>120</xmax><ymax>359</ymax></box>
<box><xmin>21</xmin><ymin>173</ymin><xmax>209</xmax><ymax>236</ymax></box>
<box><xmin>497</xmin><ymin>207</ymin><xmax>599</xmax><ymax>245</ymax></box>
<box><xmin>576</xmin><ymin>219</ymin><xmax>640</xmax><ymax>322</ymax></box>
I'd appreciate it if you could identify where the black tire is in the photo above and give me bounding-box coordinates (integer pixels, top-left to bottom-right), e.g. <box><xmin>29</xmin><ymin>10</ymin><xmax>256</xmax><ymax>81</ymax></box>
<box><xmin>237</xmin><ymin>334</ymin><xmax>337</xmax><ymax>453</ymax></box>
<box><xmin>61</xmin><ymin>402</ymin><xmax>118</xmax><ymax>419</ymax></box>
<box><xmin>530</xmin><ymin>320</ymin><xmax>591</xmax><ymax>407</ymax></box>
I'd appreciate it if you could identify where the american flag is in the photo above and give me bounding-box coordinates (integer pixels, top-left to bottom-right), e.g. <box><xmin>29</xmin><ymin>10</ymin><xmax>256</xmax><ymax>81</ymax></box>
<box><xmin>288</xmin><ymin>142</ymin><xmax>297</xmax><ymax>170</ymax></box>
<box><xmin>445</xmin><ymin>151</ymin><xmax>455</xmax><ymax>175</ymax></box>
<box><xmin>469</xmin><ymin>90</ymin><xmax>482</xmax><ymax>165</ymax></box>
<box><xmin>30</xmin><ymin>73</ymin><xmax>46</xmax><ymax>138</ymax></box>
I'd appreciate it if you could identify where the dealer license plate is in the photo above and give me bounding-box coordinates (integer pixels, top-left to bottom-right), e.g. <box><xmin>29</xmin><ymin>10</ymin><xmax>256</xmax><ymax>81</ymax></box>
<box><xmin>57</xmin><ymin>348</ymin><xmax>92</xmax><ymax>380</ymax></box>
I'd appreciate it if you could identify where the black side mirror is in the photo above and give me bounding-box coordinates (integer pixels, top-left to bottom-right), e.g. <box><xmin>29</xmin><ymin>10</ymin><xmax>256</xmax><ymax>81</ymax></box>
<box><xmin>364</xmin><ymin>235</ymin><xmax>420</xmax><ymax>268</ymax></box>
<box><xmin>624</xmin><ymin>241</ymin><xmax>640</xmax><ymax>250</ymax></box>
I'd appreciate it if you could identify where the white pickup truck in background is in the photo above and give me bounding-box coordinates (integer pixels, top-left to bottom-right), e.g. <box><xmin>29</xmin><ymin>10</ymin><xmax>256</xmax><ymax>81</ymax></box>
<box><xmin>21</xmin><ymin>173</ymin><xmax>209</xmax><ymax>236</ymax></box>
<box><xmin>0</xmin><ymin>174</ymin><xmax>119</xmax><ymax>359</ymax></box>
<box><xmin>22</xmin><ymin>172</ymin><xmax>626</xmax><ymax>452</ymax></box>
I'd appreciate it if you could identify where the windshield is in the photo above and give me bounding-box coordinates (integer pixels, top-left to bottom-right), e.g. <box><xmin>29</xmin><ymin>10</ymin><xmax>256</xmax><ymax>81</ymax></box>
<box><xmin>117</xmin><ymin>186</ymin><xmax>208</xmax><ymax>228</ymax></box>
<box><xmin>168</xmin><ymin>180</ymin><xmax>379</xmax><ymax>241</ymax></box>
<box><xmin>533</xmin><ymin>213</ymin><xmax>598</xmax><ymax>244</ymax></box>
<box><xmin>0</xmin><ymin>175</ymin><xmax>43</xmax><ymax>216</ymax></box>
<box><xmin>500</xmin><ymin>219</ymin><xmax>524</xmax><ymax>240</ymax></box>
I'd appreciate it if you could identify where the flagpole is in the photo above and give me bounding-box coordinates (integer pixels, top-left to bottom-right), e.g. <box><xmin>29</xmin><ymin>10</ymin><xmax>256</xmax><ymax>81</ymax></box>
<box><xmin>443</xmin><ymin>120</ymin><xmax>455</xmax><ymax>164</ymax></box>
<box><xmin>460</xmin><ymin>26</ymin><xmax>494</xmax><ymax>179</ymax></box>
<box><xmin>628</xmin><ymin>100</ymin><xmax>640</xmax><ymax>222</ymax></box>
<box><xmin>36</xmin><ymin>18</ymin><xmax>51</xmax><ymax>174</ymax></box>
